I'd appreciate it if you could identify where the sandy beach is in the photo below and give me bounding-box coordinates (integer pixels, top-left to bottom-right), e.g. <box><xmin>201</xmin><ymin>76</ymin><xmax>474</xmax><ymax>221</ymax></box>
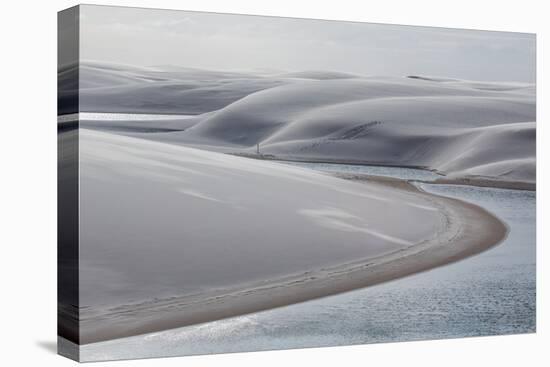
<box><xmin>77</xmin><ymin>129</ymin><xmax>507</xmax><ymax>344</ymax></box>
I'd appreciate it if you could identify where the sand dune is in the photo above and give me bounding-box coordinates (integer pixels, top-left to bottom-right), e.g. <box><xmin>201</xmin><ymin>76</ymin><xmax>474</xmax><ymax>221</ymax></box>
<box><xmin>274</xmin><ymin>70</ymin><xmax>360</xmax><ymax>80</ymax></box>
<box><xmin>77</xmin><ymin>129</ymin><xmax>506</xmax><ymax>344</ymax></box>
<box><xmin>79</xmin><ymin>129</ymin><xmax>444</xmax><ymax>310</ymax></box>
<box><xmin>60</xmin><ymin>61</ymin><xmax>293</xmax><ymax>115</ymax></box>
<box><xmin>167</xmin><ymin>77</ymin><xmax>535</xmax><ymax>186</ymax></box>
<box><xmin>182</xmin><ymin>78</ymin><xmax>533</xmax><ymax>144</ymax></box>
<box><xmin>74</xmin><ymin>62</ymin><xmax>536</xmax><ymax>187</ymax></box>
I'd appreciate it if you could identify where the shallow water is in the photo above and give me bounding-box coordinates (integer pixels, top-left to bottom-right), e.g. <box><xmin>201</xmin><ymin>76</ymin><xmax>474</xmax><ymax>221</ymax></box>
<box><xmin>82</xmin><ymin>165</ymin><xmax>535</xmax><ymax>361</ymax></box>
<box><xmin>277</xmin><ymin>160</ymin><xmax>442</xmax><ymax>181</ymax></box>
<box><xmin>79</xmin><ymin>112</ymin><xmax>194</xmax><ymax>121</ymax></box>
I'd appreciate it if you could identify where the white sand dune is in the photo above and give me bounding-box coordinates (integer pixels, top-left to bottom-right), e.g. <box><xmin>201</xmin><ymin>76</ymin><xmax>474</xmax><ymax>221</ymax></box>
<box><xmin>166</xmin><ymin>77</ymin><xmax>535</xmax><ymax>186</ymax></box>
<box><xmin>77</xmin><ymin>129</ymin><xmax>506</xmax><ymax>344</ymax></box>
<box><xmin>273</xmin><ymin>70</ymin><xmax>360</xmax><ymax>80</ymax></box>
<box><xmin>79</xmin><ymin>129</ymin><xmax>443</xmax><ymax>309</ymax></box>
<box><xmin>73</xmin><ymin>62</ymin><xmax>536</xmax><ymax>186</ymax></box>
<box><xmin>66</xmin><ymin>61</ymin><xmax>293</xmax><ymax>115</ymax></box>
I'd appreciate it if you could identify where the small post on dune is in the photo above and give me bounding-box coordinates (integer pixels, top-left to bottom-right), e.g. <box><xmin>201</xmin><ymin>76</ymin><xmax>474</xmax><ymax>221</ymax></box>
<box><xmin>256</xmin><ymin>143</ymin><xmax>260</xmax><ymax>155</ymax></box>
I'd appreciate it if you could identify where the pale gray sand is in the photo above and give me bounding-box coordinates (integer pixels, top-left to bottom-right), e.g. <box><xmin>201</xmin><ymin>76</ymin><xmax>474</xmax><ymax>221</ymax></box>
<box><xmin>75</xmin><ymin>62</ymin><xmax>536</xmax><ymax>187</ymax></box>
<box><xmin>78</xmin><ymin>129</ymin><xmax>506</xmax><ymax>344</ymax></box>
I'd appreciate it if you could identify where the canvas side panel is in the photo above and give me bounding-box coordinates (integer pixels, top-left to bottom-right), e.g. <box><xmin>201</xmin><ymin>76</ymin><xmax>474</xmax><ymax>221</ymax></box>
<box><xmin>58</xmin><ymin>5</ymin><xmax>80</xmax><ymax>362</ymax></box>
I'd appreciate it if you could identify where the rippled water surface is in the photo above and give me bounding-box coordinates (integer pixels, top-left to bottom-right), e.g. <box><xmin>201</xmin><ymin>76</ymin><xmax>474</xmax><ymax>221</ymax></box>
<box><xmin>82</xmin><ymin>165</ymin><xmax>535</xmax><ymax>362</ymax></box>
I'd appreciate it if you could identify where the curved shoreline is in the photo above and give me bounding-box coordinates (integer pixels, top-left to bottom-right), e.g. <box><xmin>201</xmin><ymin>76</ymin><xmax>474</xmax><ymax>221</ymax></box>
<box><xmin>231</xmin><ymin>153</ymin><xmax>535</xmax><ymax>191</ymax></box>
<box><xmin>80</xmin><ymin>174</ymin><xmax>507</xmax><ymax>345</ymax></box>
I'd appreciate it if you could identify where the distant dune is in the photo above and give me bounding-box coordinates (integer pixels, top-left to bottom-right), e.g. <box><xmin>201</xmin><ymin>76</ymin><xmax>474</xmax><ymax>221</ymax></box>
<box><xmin>274</xmin><ymin>70</ymin><xmax>360</xmax><ymax>80</ymax></box>
<box><xmin>60</xmin><ymin>61</ymin><xmax>291</xmax><ymax>115</ymax></box>
<box><xmin>72</xmin><ymin>62</ymin><xmax>536</xmax><ymax>187</ymax></box>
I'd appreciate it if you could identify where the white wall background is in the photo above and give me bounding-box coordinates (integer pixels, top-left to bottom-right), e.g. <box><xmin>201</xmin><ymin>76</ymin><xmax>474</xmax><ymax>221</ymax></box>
<box><xmin>0</xmin><ymin>0</ymin><xmax>547</xmax><ymax>366</ymax></box>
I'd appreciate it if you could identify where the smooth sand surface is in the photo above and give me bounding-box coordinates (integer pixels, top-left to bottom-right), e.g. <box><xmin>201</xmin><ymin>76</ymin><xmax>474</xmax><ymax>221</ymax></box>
<box><xmin>78</xmin><ymin>130</ymin><xmax>507</xmax><ymax>344</ymax></box>
<box><xmin>74</xmin><ymin>62</ymin><xmax>535</xmax><ymax>187</ymax></box>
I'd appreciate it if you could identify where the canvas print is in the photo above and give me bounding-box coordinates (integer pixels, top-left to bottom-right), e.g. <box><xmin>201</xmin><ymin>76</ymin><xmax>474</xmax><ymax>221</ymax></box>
<box><xmin>58</xmin><ymin>5</ymin><xmax>536</xmax><ymax>362</ymax></box>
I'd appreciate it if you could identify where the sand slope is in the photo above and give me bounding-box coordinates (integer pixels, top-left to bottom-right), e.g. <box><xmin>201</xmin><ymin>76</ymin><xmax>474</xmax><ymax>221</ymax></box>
<box><xmin>77</xmin><ymin>129</ymin><xmax>506</xmax><ymax>343</ymax></box>
<box><xmin>174</xmin><ymin>80</ymin><xmax>534</xmax><ymax>186</ymax></box>
<box><xmin>73</xmin><ymin>62</ymin><xmax>536</xmax><ymax>186</ymax></box>
<box><xmin>79</xmin><ymin>129</ymin><xmax>443</xmax><ymax>309</ymax></box>
<box><xmin>62</xmin><ymin>61</ymin><xmax>293</xmax><ymax>115</ymax></box>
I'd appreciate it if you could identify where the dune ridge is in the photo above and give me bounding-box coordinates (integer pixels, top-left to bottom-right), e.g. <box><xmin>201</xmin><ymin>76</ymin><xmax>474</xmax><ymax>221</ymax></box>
<box><xmin>72</xmin><ymin>62</ymin><xmax>535</xmax><ymax>188</ymax></box>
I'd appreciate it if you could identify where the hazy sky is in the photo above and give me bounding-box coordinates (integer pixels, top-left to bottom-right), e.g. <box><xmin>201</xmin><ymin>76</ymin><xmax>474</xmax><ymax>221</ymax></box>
<box><xmin>80</xmin><ymin>5</ymin><xmax>536</xmax><ymax>82</ymax></box>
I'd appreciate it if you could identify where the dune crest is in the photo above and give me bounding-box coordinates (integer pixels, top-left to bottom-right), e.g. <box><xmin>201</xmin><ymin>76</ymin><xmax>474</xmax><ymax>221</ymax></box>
<box><xmin>74</xmin><ymin>62</ymin><xmax>536</xmax><ymax>187</ymax></box>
